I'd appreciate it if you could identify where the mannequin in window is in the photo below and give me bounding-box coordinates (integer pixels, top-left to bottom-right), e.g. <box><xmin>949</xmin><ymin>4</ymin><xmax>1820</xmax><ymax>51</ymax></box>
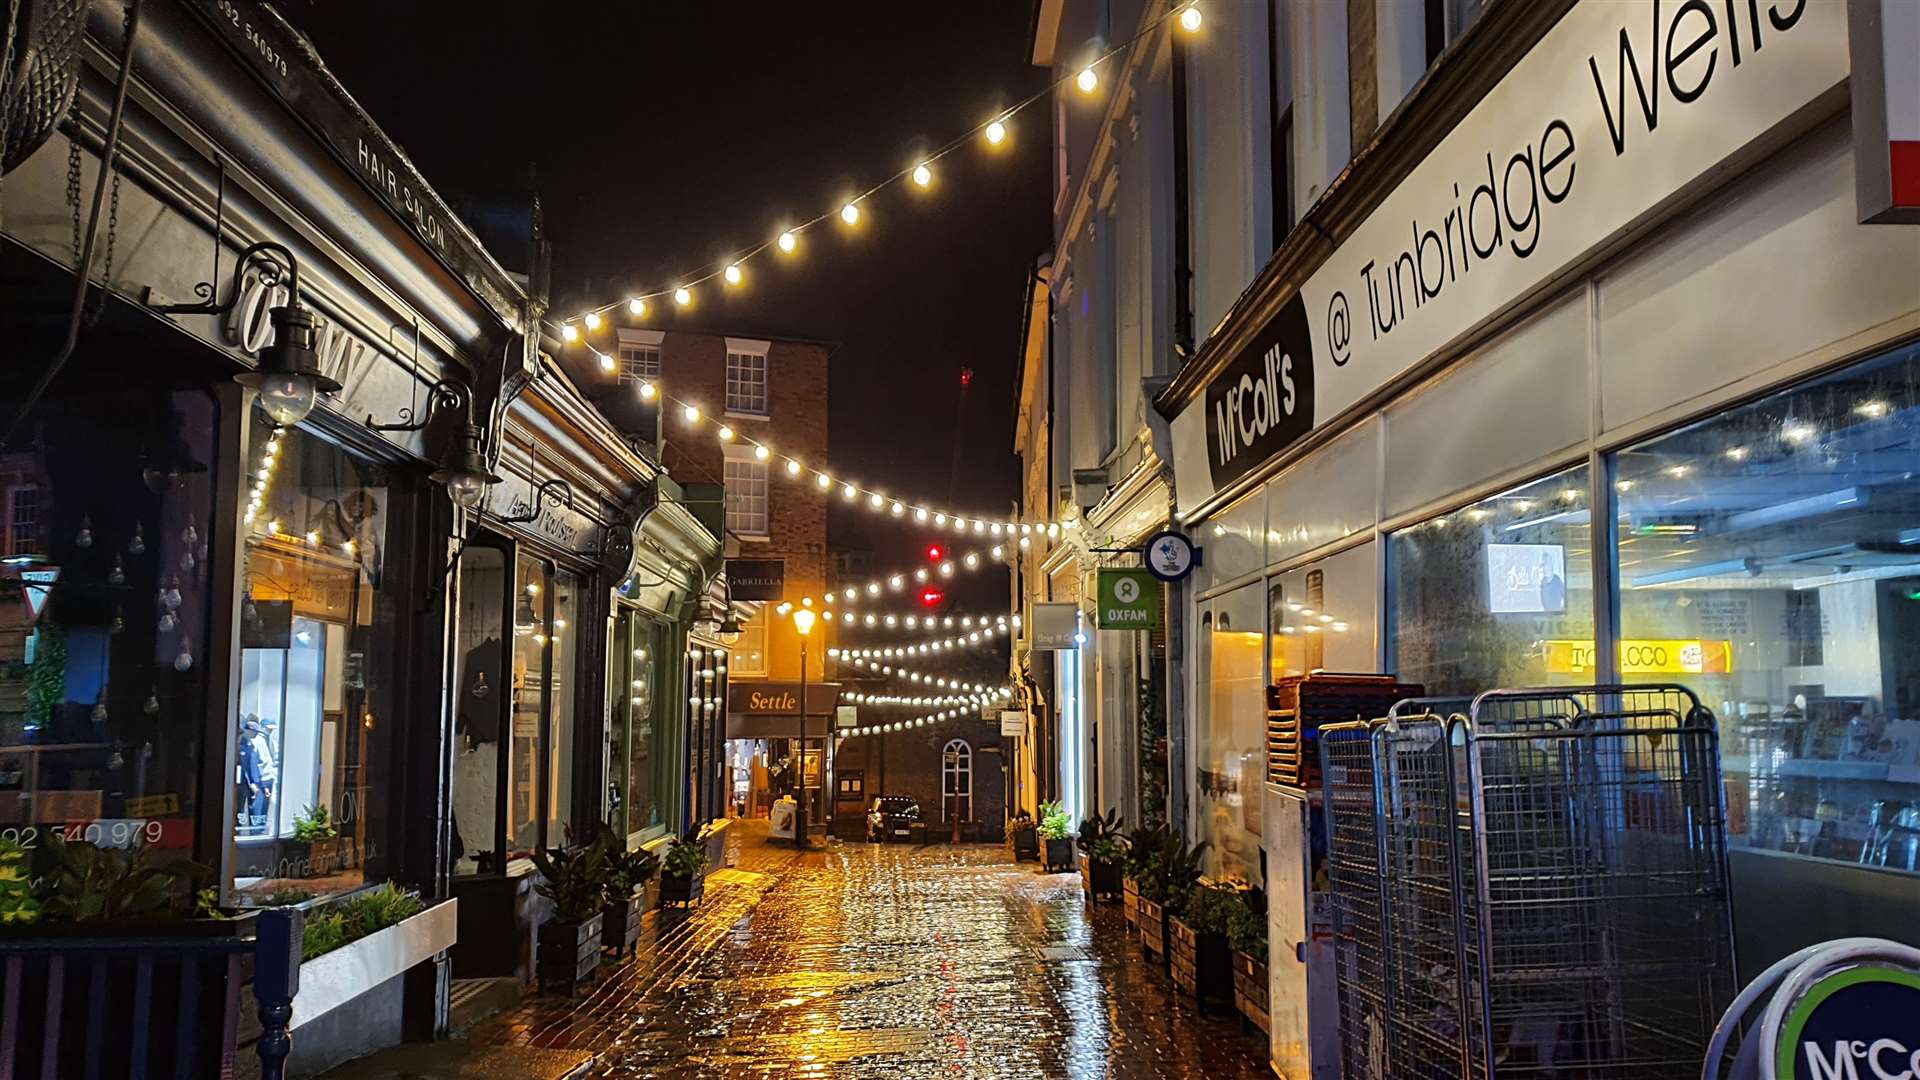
<box><xmin>238</xmin><ymin>714</ymin><xmax>277</xmax><ymax>834</ymax></box>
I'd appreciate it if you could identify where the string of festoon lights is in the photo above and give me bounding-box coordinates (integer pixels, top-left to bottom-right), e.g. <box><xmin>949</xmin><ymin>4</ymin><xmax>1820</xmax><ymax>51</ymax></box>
<box><xmin>772</xmin><ymin>604</ymin><xmax>1010</xmax><ymax>633</ymax></box>
<box><xmin>830</xmin><ymin>622</ymin><xmax>1012</xmax><ymax>659</ymax></box>
<box><xmin>572</xmin><ymin>353</ymin><xmax>1072</xmax><ymax>537</ymax></box>
<box><xmin>842</xmin><ymin>690</ymin><xmax>994</xmax><ymax>708</ymax></box>
<box><xmin>553</xmin><ymin>2</ymin><xmax>1207</xmax><ymax>331</ymax></box>
<box><xmin>836</xmin><ymin>655</ymin><xmax>1001</xmax><ymax>692</ymax></box>
<box><xmin>842</xmin><ymin>687</ymin><xmax>1016</xmax><ymax>738</ymax></box>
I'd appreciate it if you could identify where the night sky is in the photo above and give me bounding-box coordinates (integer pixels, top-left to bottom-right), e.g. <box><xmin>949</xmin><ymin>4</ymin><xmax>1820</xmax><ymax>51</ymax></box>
<box><xmin>288</xmin><ymin>1</ymin><xmax>1052</xmax><ymax>612</ymax></box>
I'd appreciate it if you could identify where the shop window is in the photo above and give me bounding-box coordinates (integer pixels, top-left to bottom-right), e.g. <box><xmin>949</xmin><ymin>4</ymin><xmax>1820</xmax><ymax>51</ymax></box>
<box><xmin>725</xmin><ymin>351</ymin><xmax>768</xmax><ymax>416</ymax></box>
<box><xmin>510</xmin><ymin>556</ymin><xmax>544</xmax><ymax>853</ymax></box>
<box><xmin>0</xmin><ymin>381</ymin><xmax>217</xmax><ymax>873</ymax></box>
<box><xmin>546</xmin><ymin>570</ymin><xmax>577</xmax><ymax>844</ymax></box>
<box><xmin>1387</xmin><ymin>465</ymin><xmax>1593</xmax><ymax>697</ymax></box>
<box><xmin>1197</xmin><ymin>584</ymin><xmax>1266</xmax><ymax>883</ymax></box>
<box><xmin>233</xmin><ymin>419</ymin><xmax>395</xmax><ymax>899</ymax></box>
<box><xmin>1613</xmin><ymin>340</ymin><xmax>1920</xmax><ymax>875</ymax></box>
<box><xmin>608</xmin><ymin>608</ymin><xmax>667</xmax><ymax>840</ymax></box>
<box><xmin>452</xmin><ymin>545</ymin><xmax>507</xmax><ymax>875</ymax></box>
<box><xmin>941</xmin><ymin>739</ymin><xmax>973</xmax><ymax>821</ymax></box>
<box><xmin>730</xmin><ymin>613</ymin><xmax>768</xmax><ymax>676</ymax></box>
<box><xmin>723</xmin><ymin>451</ymin><xmax>769</xmax><ymax>537</ymax></box>
<box><xmin>1269</xmin><ymin>542</ymin><xmax>1377</xmax><ymax>681</ymax></box>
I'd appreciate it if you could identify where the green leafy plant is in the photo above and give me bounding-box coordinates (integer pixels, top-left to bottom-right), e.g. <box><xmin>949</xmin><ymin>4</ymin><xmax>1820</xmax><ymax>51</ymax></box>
<box><xmin>1179</xmin><ymin>883</ymin><xmax>1244</xmax><ymax>936</ymax></box>
<box><xmin>1077</xmin><ymin>808</ymin><xmax>1124</xmax><ymax>863</ymax></box>
<box><xmin>24</xmin><ymin>625</ymin><xmax>66</xmax><ymax>733</ymax></box>
<box><xmin>298</xmin><ymin>882</ymin><xmax>426</xmax><ymax>961</ymax></box>
<box><xmin>302</xmin><ymin>912</ymin><xmax>347</xmax><ymax>960</ymax></box>
<box><xmin>597</xmin><ymin>821</ymin><xmax>660</xmax><ymax>903</ymax></box>
<box><xmin>532</xmin><ymin>838</ymin><xmax>609</xmax><ymax>925</ymax></box>
<box><xmin>1122</xmin><ymin>822</ymin><xmax>1168</xmax><ymax>882</ymax></box>
<box><xmin>291</xmin><ymin>804</ymin><xmax>337</xmax><ymax>843</ymax></box>
<box><xmin>661</xmin><ymin>826</ymin><xmax>710</xmax><ymax>879</ymax></box>
<box><xmin>38</xmin><ymin>832</ymin><xmax>206</xmax><ymax>923</ymax></box>
<box><xmin>1224</xmin><ymin>887</ymin><xmax>1267</xmax><ymax>960</ymax></box>
<box><xmin>1123</xmin><ymin>824</ymin><xmax>1206</xmax><ymax>912</ymax></box>
<box><xmin>0</xmin><ymin>837</ymin><xmax>40</xmax><ymax>926</ymax></box>
<box><xmin>1036</xmin><ymin>800</ymin><xmax>1073</xmax><ymax>841</ymax></box>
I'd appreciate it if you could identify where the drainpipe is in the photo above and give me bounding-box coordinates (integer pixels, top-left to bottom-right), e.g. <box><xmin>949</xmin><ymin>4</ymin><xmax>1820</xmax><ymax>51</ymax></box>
<box><xmin>1170</xmin><ymin>20</ymin><xmax>1195</xmax><ymax>358</ymax></box>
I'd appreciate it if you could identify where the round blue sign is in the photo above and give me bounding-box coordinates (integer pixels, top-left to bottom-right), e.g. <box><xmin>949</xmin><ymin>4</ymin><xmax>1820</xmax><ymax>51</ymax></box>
<box><xmin>1143</xmin><ymin>531</ymin><xmax>1197</xmax><ymax>583</ymax></box>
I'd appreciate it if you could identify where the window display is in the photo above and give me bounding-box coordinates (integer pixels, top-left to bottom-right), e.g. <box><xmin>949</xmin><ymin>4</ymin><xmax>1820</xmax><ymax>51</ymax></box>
<box><xmin>1197</xmin><ymin>584</ymin><xmax>1264</xmax><ymax>883</ymax></box>
<box><xmin>511</xmin><ymin>556</ymin><xmax>544</xmax><ymax>853</ymax></box>
<box><xmin>1614</xmin><ymin>340</ymin><xmax>1920</xmax><ymax>874</ymax></box>
<box><xmin>452</xmin><ymin>545</ymin><xmax>506</xmax><ymax>874</ymax></box>
<box><xmin>0</xmin><ymin>378</ymin><xmax>217</xmax><ymax>859</ymax></box>
<box><xmin>1388</xmin><ymin>465</ymin><xmax>1593</xmax><ymax>697</ymax></box>
<box><xmin>609</xmin><ymin>608</ymin><xmax>667</xmax><ymax>839</ymax></box>
<box><xmin>232</xmin><ymin>418</ymin><xmax>395</xmax><ymax>898</ymax></box>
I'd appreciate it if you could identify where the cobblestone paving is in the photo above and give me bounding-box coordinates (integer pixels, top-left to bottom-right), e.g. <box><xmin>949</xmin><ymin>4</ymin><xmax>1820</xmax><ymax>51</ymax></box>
<box><xmin>476</xmin><ymin>824</ymin><xmax>1271</xmax><ymax>1078</ymax></box>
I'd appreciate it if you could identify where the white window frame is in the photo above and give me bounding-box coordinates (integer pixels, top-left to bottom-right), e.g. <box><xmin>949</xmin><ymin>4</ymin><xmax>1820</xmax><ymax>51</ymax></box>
<box><xmin>724</xmin><ymin>337</ymin><xmax>771</xmax><ymax>418</ymax></box>
<box><xmin>722</xmin><ymin>444</ymin><xmax>770</xmax><ymax>539</ymax></box>
<box><xmin>730</xmin><ymin>613</ymin><xmax>769</xmax><ymax>677</ymax></box>
<box><xmin>7</xmin><ymin>485</ymin><xmax>39</xmax><ymax>557</ymax></box>
<box><xmin>941</xmin><ymin>739</ymin><xmax>973</xmax><ymax>821</ymax></box>
<box><xmin>616</xmin><ymin>328</ymin><xmax>664</xmax><ymax>386</ymax></box>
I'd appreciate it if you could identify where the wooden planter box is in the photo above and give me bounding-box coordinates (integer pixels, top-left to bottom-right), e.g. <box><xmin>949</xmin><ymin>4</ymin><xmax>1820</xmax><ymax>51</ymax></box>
<box><xmin>601</xmin><ymin>891</ymin><xmax>644</xmax><ymax>958</ymax></box>
<box><xmin>659</xmin><ymin>872</ymin><xmax>704</xmax><ymax>908</ymax></box>
<box><xmin>1122</xmin><ymin>876</ymin><xmax>1141</xmax><ymax>932</ymax></box>
<box><xmin>1233</xmin><ymin>948</ymin><xmax>1270</xmax><ymax>1035</ymax></box>
<box><xmin>536</xmin><ymin>913</ymin><xmax>603</xmax><ymax>996</ymax></box>
<box><xmin>1077</xmin><ymin>854</ymin><xmax>1122</xmax><ymax>902</ymax></box>
<box><xmin>1169</xmin><ymin>914</ymin><xmax>1233</xmax><ymax>1009</ymax></box>
<box><xmin>1041</xmin><ymin>836</ymin><xmax>1074</xmax><ymax>872</ymax></box>
<box><xmin>1009</xmin><ymin>826</ymin><xmax>1039</xmax><ymax>862</ymax></box>
<box><xmin>1137</xmin><ymin>897</ymin><xmax>1169</xmax><ymax>963</ymax></box>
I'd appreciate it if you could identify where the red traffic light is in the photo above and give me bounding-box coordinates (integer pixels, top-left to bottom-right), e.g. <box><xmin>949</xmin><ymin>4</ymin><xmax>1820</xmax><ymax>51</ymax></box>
<box><xmin>919</xmin><ymin>587</ymin><xmax>945</xmax><ymax>608</ymax></box>
<box><xmin>926</xmin><ymin>543</ymin><xmax>945</xmax><ymax>562</ymax></box>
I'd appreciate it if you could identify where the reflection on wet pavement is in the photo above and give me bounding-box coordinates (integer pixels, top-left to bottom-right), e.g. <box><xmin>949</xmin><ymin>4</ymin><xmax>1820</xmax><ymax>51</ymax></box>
<box><xmin>476</xmin><ymin>828</ymin><xmax>1269</xmax><ymax>1077</ymax></box>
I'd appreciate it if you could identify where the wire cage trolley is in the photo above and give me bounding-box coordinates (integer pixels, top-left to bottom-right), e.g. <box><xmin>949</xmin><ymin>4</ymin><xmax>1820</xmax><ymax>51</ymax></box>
<box><xmin>1319</xmin><ymin>685</ymin><xmax>1738</xmax><ymax>1080</ymax></box>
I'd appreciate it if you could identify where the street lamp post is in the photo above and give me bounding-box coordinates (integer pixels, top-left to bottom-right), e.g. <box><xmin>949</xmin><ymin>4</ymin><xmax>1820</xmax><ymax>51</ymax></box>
<box><xmin>792</xmin><ymin>608</ymin><xmax>816</xmax><ymax>849</ymax></box>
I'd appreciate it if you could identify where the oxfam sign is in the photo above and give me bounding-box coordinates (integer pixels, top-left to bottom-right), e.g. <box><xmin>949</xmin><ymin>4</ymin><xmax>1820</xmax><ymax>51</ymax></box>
<box><xmin>1096</xmin><ymin>569</ymin><xmax>1160</xmax><ymax>631</ymax></box>
<box><xmin>1777</xmin><ymin>966</ymin><xmax>1920</xmax><ymax>1080</ymax></box>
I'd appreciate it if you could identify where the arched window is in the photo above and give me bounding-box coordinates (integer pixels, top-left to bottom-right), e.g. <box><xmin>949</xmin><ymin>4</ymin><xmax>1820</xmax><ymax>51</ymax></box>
<box><xmin>941</xmin><ymin>739</ymin><xmax>973</xmax><ymax>821</ymax></box>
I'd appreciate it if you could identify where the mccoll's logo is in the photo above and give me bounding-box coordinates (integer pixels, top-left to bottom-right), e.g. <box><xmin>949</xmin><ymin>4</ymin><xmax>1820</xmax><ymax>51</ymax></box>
<box><xmin>1780</xmin><ymin>966</ymin><xmax>1920</xmax><ymax>1080</ymax></box>
<box><xmin>1202</xmin><ymin>295</ymin><xmax>1316</xmax><ymax>489</ymax></box>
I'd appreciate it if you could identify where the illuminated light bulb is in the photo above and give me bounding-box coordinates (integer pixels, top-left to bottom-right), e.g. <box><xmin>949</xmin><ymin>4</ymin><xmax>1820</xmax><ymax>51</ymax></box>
<box><xmin>755</xmin><ymin>445</ymin><xmax>770</xmax><ymax>461</ymax></box>
<box><xmin>985</xmin><ymin>118</ymin><xmax>1008</xmax><ymax>145</ymax></box>
<box><xmin>914</xmin><ymin>568</ymin><xmax>928</xmax><ymax>582</ymax></box>
<box><xmin>778</xmin><ymin>231</ymin><xmax>797</xmax><ymax>253</ymax></box>
<box><xmin>843</xmin><ymin>588</ymin><xmax>856</xmax><ymax>601</ymax></box>
<box><xmin>787</xmin><ymin>459</ymin><xmax>802</xmax><ymax>475</ymax></box>
<box><xmin>889</xmin><ymin>575</ymin><xmax>904</xmax><ymax>590</ymax></box>
<box><xmin>991</xmin><ymin>545</ymin><xmax>1004</xmax><ymax>559</ymax></box>
<box><xmin>939</xmin><ymin>561</ymin><xmax>955</xmax><ymax>577</ymax></box>
<box><xmin>1019</xmin><ymin>536</ymin><xmax>1030</xmax><ymax>549</ymax></box>
<box><xmin>639</xmin><ymin>381</ymin><xmax>657</xmax><ymax>400</ymax></box>
<box><xmin>599</xmin><ymin>351</ymin><xmax>615</xmax><ymax>372</ymax></box>
<box><xmin>914</xmin><ymin>507</ymin><xmax>928</xmax><ymax>522</ymax></box>
<box><xmin>973</xmin><ymin>520</ymin><xmax>986</xmax><ymax>535</ymax></box>
<box><xmin>562</xmin><ymin>324</ymin><xmax>579</xmax><ymax>342</ymax></box>
<box><xmin>718</xmin><ymin>425</ymin><xmax>734</xmax><ymax>442</ymax></box>
<box><xmin>842</xmin><ymin>612</ymin><xmax>854</xmax><ymax>624</ymax></box>
<box><xmin>934</xmin><ymin>513</ymin><xmax>946</xmax><ymax>526</ymax></box>
<box><xmin>817</xmin><ymin>473</ymin><xmax>832</xmax><ymax>489</ymax></box>
<box><xmin>890</xmin><ymin>501</ymin><xmax>904</xmax><ymax>516</ymax></box>
<box><xmin>1076</xmin><ymin>67</ymin><xmax>1098</xmax><ymax>93</ymax></box>
<box><xmin>629</xmin><ymin>298</ymin><xmax>646</xmax><ymax>316</ymax></box>
<box><xmin>843</xmin><ymin>483</ymin><xmax>858</xmax><ymax>500</ymax></box>
<box><xmin>584</xmin><ymin>312</ymin><xmax>602</xmax><ymax>331</ymax></box>
<box><xmin>912</xmin><ymin>163</ymin><xmax>932</xmax><ymax>187</ymax></box>
<box><xmin>866</xmin><ymin>614</ymin><xmax>877</xmax><ymax>627</ymax></box>
<box><xmin>1178</xmin><ymin>3</ymin><xmax>1202</xmax><ymax>32</ymax></box>
<box><xmin>724</xmin><ymin>264</ymin><xmax>743</xmax><ymax>286</ymax></box>
<box><xmin>683</xmin><ymin>404</ymin><xmax>701</xmax><ymax>423</ymax></box>
<box><xmin>869</xmin><ymin>492</ymin><xmax>884</xmax><ymax>509</ymax></box>
<box><xmin>840</xmin><ymin>202</ymin><xmax>860</xmax><ymax>225</ymax></box>
<box><xmin>674</xmin><ymin>287</ymin><xmax>693</xmax><ymax>306</ymax></box>
<box><xmin>305</xmin><ymin>530</ymin><xmax>319</xmax><ymax>546</ymax></box>
<box><xmin>866</xmin><ymin>582</ymin><xmax>881</xmax><ymax>596</ymax></box>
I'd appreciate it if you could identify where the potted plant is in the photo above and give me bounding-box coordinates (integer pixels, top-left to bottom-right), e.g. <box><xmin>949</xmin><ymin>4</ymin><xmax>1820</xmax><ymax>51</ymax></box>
<box><xmin>1169</xmin><ymin>883</ymin><xmax>1240</xmax><ymax>1009</ymax></box>
<box><xmin>1075</xmin><ymin>808</ymin><xmax>1124</xmax><ymax>902</ymax></box>
<box><xmin>597</xmin><ymin>823</ymin><xmax>659</xmax><ymax>958</ymax></box>
<box><xmin>1036</xmin><ymin>801</ymin><xmax>1074</xmax><ymax>872</ymax></box>
<box><xmin>291</xmin><ymin>804</ymin><xmax>340</xmax><ymax>877</ymax></box>
<box><xmin>1119</xmin><ymin>823</ymin><xmax>1163</xmax><ymax>935</ymax></box>
<box><xmin>531</xmin><ymin>838</ymin><xmax>607</xmax><ymax>995</ymax></box>
<box><xmin>1134</xmin><ymin>828</ymin><xmax>1204</xmax><ymax>963</ymax></box>
<box><xmin>1228</xmin><ymin>887</ymin><xmax>1270</xmax><ymax>1034</ymax></box>
<box><xmin>1007</xmin><ymin>811</ymin><xmax>1039</xmax><ymax>862</ymax></box>
<box><xmin>658</xmin><ymin>826</ymin><xmax>710</xmax><ymax>908</ymax></box>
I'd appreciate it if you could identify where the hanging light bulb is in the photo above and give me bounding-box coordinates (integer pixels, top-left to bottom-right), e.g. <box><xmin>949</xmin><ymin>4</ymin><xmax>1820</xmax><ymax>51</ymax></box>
<box><xmin>718</xmin><ymin>425</ymin><xmax>734</xmax><ymax>442</ymax></box>
<box><xmin>724</xmin><ymin>264</ymin><xmax>743</xmax><ymax>286</ymax></box>
<box><xmin>1076</xmin><ymin>67</ymin><xmax>1098</xmax><ymax>93</ymax></box>
<box><xmin>843</xmin><ymin>483</ymin><xmax>857</xmax><ymax>500</ymax></box>
<box><xmin>914</xmin><ymin>507</ymin><xmax>928</xmax><ymax>522</ymax></box>
<box><xmin>144</xmin><ymin>688</ymin><xmax>161</xmax><ymax>715</ymax></box>
<box><xmin>599</xmin><ymin>351</ymin><xmax>615</xmax><ymax>372</ymax></box>
<box><xmin>816</xmin><ymin>472</ymin><xmax>832</xmax><ymax>489</ymax></box>
<box><xmin>128</xmin><ymin>522</ymin><xmax>146</xmax><ymax>555</ymax></box>
<box><xmin>173</xmin><ymin>646</ymin><xmax>194</xmax><ymax>672</ymax></box>
<box><xmin>584</xmin><ymin>312</ymin><xmax>602</xmax><ymax>331</ymax></box>
<box><xmin>674</xmin><ymin>286</ymin><xmax>693</xmax><ymax>306</ymax></box>
<box><xmin>912</xmin><ymin>163</ymin><xmax>933</xmax><ymax>187</ymax></box>
<box><xmin>840</xmin><ymin>201</ymin><xmax>861</xmax><ymax>225</ymax></box>
<box><xmin>868</xmin><ymin>492</ymin><xmax>884</xmax><ymax>509</ymax></box>
<box><xmin>787</xmin><ymin>459</ymin><xmax>802</xmax><ymax>476</ymax></box>
<box><xmin>985</xmin><ymin>118</ymin><xmax>1008</xmax><ymax>145</ymax></box>
<box><xmin>890</xmin><ymin>501</ymin><xmax>904</xmax><ymax>516</ymax></box>
<box><xmin>639</xmin><ymin>381</ymin><xmax>657</xmax><ymax>400</ymax></box>
<box><xmin>755</xmin><ymin>445</ymin><xmax>770</xmax><ymax>461</ymax></box>
<box><xmin>1178</xmin><ymin>3</ymin><xmax>1202</xmax><ymax>32</ymax></box>
<box><xmin>108</xmin><ymin>555</ymin><xmax>125</xmax><ymax>586</ymax></box>
<box><xmin>778</xmin><ymin>230</ymin><xmax>798</xmax><ymax>253</ymax></box>
<box><xmin>629</xmin><ymin>297</ymin><xmax>647</xmax><ymax>316</ymax></box>
<box><xmin>74</xmin><ymin>515</ymin><xmax>93</xmax><ymax>548</ymax></box>
<box><xmin>683</xmin><ymin>404</ymin><xmax>701</xmax><ymax>423</ymax></box>
<box><xmin>562</xmin><ymin>324</ymin><xmax>579</xmax><ymax>342</ymax></box>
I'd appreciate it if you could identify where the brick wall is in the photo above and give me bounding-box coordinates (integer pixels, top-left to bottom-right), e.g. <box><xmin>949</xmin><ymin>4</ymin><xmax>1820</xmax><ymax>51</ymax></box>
<box><xmin>835</xmin><ymin>728</ymin><xmax>1008</xmax><ymax>836</ymax></box>
<box><xmin>1348</xmin><ymin>0</ymin><xmax>1379</xmax><ymax>150</ymax></box>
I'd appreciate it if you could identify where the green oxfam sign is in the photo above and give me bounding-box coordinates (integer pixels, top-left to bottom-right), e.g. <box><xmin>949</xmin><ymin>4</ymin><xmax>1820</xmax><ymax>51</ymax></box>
<box><xmin>1097</xmin><ymin>568</ymin><xmax>1161</xmax><ymax>630</ymax></box>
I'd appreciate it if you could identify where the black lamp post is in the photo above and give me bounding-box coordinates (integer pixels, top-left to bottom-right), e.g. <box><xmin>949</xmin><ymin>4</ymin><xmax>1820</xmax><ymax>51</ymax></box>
<box><xmin>792</xmin><ymin>607</ymin><xmax>816</xmax><ymax>848</ymax></box>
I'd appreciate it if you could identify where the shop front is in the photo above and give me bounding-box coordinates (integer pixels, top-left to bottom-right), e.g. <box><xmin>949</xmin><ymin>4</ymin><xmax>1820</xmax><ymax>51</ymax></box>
<box><xmin>725</xmin><ymin>680</ymin><xmax>840</xmax><ymax>837</ymax></box>
<box><xmin>1161</xmin><ymin>0</ymin><xmax>1920</xmax><ymax>986</ymax></box>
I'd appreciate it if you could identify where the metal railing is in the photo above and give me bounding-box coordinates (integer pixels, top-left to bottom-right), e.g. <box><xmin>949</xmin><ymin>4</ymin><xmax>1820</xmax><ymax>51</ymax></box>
<box><xmin>0</xmin><ymin>907</ymin><xmax>302</xmax><ymax>1080</ymax></box>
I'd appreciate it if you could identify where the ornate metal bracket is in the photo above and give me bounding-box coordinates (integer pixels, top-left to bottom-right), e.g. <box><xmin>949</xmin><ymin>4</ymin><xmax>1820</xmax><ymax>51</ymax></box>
<box><xmin>147</xmin><ymin>239</ymin><xmax>301</xmax><ymax>317</ymax></box>
<box><xmin>366</xmin><ymin>378</ymin><xmax>469</xmax><ymax>432</ymax></box>
<box><xmin>496</xmin><ymin>478</ymin><xmax>573</xmax><ymax>526</ymax></box>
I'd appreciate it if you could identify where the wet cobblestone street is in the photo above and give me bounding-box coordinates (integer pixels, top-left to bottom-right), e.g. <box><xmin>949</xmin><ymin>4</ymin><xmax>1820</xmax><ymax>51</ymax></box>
<box><xmin>473</xmin><ymin>825</ymin><xmax>1271</xmax><ymax>1078</ymax></box>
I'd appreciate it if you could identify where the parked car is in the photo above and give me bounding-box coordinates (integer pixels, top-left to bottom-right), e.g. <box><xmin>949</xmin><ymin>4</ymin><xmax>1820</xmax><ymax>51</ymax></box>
<box><xmin>866</xmin><ymin>796</ymin><xmax>922</xmax><ymax>842</ymax></box>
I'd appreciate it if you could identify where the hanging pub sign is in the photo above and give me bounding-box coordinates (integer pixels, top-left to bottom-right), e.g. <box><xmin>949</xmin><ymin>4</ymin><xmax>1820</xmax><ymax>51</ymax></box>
<box><xmin>1143</xmin><ymin>531</ymin><xmax>1199</xmax><ymax>582</ymax></box>
<box><xmin>726</xmin><ymin>559</ymin><xmax>786</xmax><ymax>602</ymax></box>
<box><xmin>1029</xmin><ymin>602</ymin><xmax>1081</xmax><ymax>650</ymax></box>
<box><xmin>1169</xmin><ymin>0</ymin><xmax>1848</xmax><ymax>514</ymax></box>
<box><xmin>1096</xmin><ymin>569</ymin><xmax>1161</xmax><ymax>631</ymax></box>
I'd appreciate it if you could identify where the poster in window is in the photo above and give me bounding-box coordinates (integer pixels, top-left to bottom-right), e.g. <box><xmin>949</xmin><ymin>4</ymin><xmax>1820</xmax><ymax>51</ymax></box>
<box><xmin>1486</xmin><ymin>543</ymin><xmax>1567</xmax><ymax>614</ymax></box>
